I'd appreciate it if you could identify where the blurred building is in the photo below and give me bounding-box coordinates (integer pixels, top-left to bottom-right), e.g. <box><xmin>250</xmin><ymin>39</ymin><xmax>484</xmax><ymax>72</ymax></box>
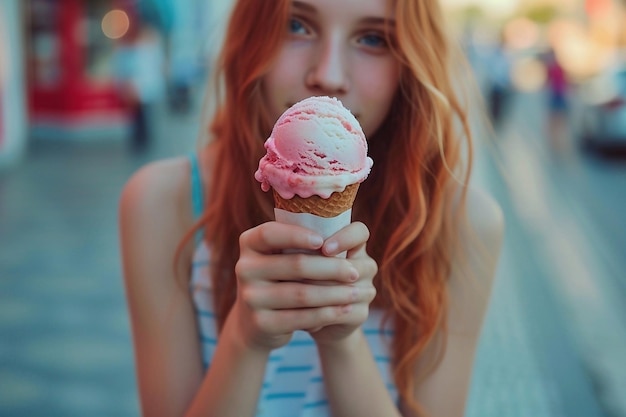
<box><xmin>0</xmin><ymin>0</ymin><xmax>212</xmax><ymax>170</ymax></box>
<box><xmin>26</xmin><ymin>0</ymin><xmax>132</xmax><ymax>141</ymax></box>
<box><xmin>0</xmin><ymin>0</ymin><xmax>28</xmax><ymax>169</ymax></box>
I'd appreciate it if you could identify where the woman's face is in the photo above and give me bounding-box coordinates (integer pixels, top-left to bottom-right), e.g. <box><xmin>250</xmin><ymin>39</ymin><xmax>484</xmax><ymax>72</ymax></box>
<box><xmin>262</xmin><ymin>0</ymin><xmax>401</xmax><ymax>138</ymax></box>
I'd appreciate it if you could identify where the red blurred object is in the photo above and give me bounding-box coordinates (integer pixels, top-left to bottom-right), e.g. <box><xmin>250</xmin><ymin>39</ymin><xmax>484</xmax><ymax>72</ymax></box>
<box><xmin>27</xmin><ymin>0</ymin><xmax>128</xmax><ymax>134</ymax></box>
<box><xmin>585</xmin><ymin>0</ymin><xmax>611</xmax><ymax>16</ymax></box>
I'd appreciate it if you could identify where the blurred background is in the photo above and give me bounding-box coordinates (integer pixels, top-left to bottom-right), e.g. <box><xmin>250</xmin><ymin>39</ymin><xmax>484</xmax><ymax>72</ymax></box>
<box><xmin>0</xmin><ymin>0</ymin><xmax>625</xmax><ymax>416</ymax></box>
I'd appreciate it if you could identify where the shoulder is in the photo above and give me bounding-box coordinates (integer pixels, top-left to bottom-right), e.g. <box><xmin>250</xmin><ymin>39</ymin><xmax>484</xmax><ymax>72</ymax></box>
<box><xmin>463</xmin><ymin>185</ymin><xmax>505</xmax><ymax>249</ymax></box>
<box><xmin>407</xmin><ymin>186</ymin><xmax>504</xmax><ymax>417</ymax></box>
<box><xmin>118</xmin><ymin>146</ymin><xmax>217</xmax><ymax>261</ymax></box>
<box><xmin>119</xmin><ymin>156</ymin><xmax>196</xmax><ymax>282</ymax></box>
<box><xmin>447</xmin><ymin>185</ymin><xmax>504</xmax><ymax>335</ymax></box>
<box><xmin>119</xmin><ymin>156</ymin><xmax>193</xmax><ymax>230</ymax></box>
<box><xmin>118</xmin><ymin>157</ymin><xmax>208</xmax><ymax>409</ymax></box>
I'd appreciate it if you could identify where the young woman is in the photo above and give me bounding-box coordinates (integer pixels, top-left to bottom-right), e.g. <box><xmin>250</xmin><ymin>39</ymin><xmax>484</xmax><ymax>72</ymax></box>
<box><xmin>119</xmin><ymin>0</ymin><xmax>504</xmax><ymax>416</ymax></box>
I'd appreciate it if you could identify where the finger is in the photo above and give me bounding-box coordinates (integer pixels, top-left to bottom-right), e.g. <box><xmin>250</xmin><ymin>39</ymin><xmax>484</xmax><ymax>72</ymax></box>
<box><xmin>249</xmin><ymin>253</ymin><xmax>359</xmax><ymax>283</ymax></box>
<box><xmin>348</xmin><ymin>257</ymin><xmax>379</xmax><ymax>284</ymax></box>
<box><xmin>255</xmin><ymin>304</ymin><xmax>355</xmax><ymax>334</ymax></box>
<box><xmin>306</xmin><ymin>326</ymin><xmax>324</xmax><ymax>333</ymax></box>
<box><xmin>244</xmin><ymin>282</ymin><xmax>365</xmax><ymax>310</ymax></box>
<box><xmin>322</xmin><ymin>222</ymin><xmax>370</xmax><ymax>257</ymax></box>
<box><xmin>240</xmin><ymin>222</ymin><xmax>323</xmax><ymax>254</ymax></box>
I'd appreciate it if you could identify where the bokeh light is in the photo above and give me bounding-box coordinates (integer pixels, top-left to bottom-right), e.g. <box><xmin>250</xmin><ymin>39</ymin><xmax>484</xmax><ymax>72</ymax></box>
<box><xmin>511</xmin><ymin>57</ymin><xmax>547</xmax><ymax>92</ymax></box>
<box><xmin>547</xmin><ymin>18</ymin><xmax>613</xmax><ymax>80</ymax></box>
<box><xmin>101</xmin><ymin>9</ymin><xmax>130</xmax><ymax>40</ymax></box>
<box><xmin>504</xmin><ymin>17</ymin><xmax>541</xmax><ymax>50</ymax></box>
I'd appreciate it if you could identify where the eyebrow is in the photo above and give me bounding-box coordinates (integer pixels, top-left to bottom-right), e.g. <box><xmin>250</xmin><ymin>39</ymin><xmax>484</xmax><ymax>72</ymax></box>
<box><xmin>292</xmin><ymin>1</ymin><xmax>316</xmax><ymax>14</ymax></box>
<box><xmin>291</xmin><ymin>1</ymin><xmax>396</xmax><ymax>28</ymax></box>
<box><xmin>361</xmin><ymin>17</ymin><xmax>396</xmax><ymax>28</ymax></box>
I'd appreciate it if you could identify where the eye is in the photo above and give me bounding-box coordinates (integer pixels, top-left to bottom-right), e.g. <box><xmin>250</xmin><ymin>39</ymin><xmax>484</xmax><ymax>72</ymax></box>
<box><xmin>359</xmin><ymin>32</ymin><xmax>388</xmax><ymax>49</ymax></box>
<box><xmin>288</xmin><ymin>18</ymin><xmax>308</xmax><ymax>35</ymax></box>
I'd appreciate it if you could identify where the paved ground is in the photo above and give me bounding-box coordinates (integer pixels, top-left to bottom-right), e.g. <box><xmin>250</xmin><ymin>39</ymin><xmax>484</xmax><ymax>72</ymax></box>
<box><xmin>1</xmin><ymin>86</ymin><xmax>624</xmax><ymax>416</ymax></box>
<box><xmin>0</xmin><ymin>98</ymin><xmax>200</xmax><ymax>416</ymax></box>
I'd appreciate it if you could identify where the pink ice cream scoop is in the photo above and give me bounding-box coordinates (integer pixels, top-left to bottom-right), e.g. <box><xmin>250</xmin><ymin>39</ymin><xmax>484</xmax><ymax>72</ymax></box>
<box><xmin>255</xmin><ymin>96</ymin><xmax>373</xmax><ymax>199</ymax></box>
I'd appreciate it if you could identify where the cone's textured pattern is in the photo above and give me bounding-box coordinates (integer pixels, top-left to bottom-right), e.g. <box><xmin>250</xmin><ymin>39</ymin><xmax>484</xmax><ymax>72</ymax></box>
<box><xmin>273</xmin><ymin>183</ymin><xmax>359</xmax><ymax>218</ymax></box>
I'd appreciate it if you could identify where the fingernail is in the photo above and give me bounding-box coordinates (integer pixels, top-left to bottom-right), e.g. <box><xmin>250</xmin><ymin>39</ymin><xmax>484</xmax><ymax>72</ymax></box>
<box><xmin>324</xmin><ymin>240</ymin><xmax>338</xmax><ymax>254</ymax></box>
<box><xmin>309</xmin><ymin>234</ymin><xmax>324</xmax><ymax>248</ymax></box>
<box><xmin>349</xmin><ymin>267</ymin><xmax>359</xmax><ymax>282</ymax></box>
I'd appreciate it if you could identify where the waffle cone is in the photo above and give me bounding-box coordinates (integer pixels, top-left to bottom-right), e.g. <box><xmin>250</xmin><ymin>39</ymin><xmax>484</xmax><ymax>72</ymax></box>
<box><xmin>273</xmin><ymin>183</ymin><xmax>359</xmax><ymax>218</ymax></box>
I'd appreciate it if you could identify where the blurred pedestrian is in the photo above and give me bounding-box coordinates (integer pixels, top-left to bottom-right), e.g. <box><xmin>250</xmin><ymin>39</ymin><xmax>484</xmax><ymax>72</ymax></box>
<box><xmin>119</xmin><ymin>0</ymin><xmax>504</xmax><ymax>416</ymax></box>
<box><xmin>545</xmin><ymin>48</ymin><xmax>569</xmax><ymax>152</ymax></box>
<box><xmin>113</xmin><ymin>23</ymin><xmax>165</xmax><ymax>152</ymax></box>
<box><xmin>486</xmin><ymin>35</ymin><xmax>512</xmax><ymax>129</ymax></box>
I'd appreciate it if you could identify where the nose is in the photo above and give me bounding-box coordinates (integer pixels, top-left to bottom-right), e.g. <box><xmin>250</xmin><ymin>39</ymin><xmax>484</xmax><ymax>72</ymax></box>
<box><xmin>305</xmin><ymin>36</ymin><xmax>349</xmax><ymax>95</ymax></box>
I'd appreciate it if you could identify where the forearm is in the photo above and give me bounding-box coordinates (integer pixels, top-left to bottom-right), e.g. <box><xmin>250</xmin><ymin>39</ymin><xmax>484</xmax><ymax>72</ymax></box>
<box><xmin>185</xmin><ymin>308</ymin><xmax>269</xmax><ymax>417</ymax></box>
<box><xmin>317</xmin><ymin>329</ymin><xmax>402</xmax><ymax>417</ymax></box>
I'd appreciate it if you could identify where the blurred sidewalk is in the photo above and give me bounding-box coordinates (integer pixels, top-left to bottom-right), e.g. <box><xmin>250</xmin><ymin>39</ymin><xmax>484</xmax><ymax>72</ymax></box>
<box><xmin>0</xmin><ymin>92</ymin><xmax>201</xmax><ymax>416</ymax></box>
<box><xmin>1</xmin><ymin>87</ymin><xmax>624</xmax><ymax>416</ymax></box>
<box><xmin>469</xmin><ymin>89</ymin><xmax>626</xmax><ymax>417</ymax></box>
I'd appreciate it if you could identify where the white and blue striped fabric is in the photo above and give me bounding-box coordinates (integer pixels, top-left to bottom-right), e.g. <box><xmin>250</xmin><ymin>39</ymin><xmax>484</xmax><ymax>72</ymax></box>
<box><xmin>188</xmin><ymin>155</ymin><xmax>398</xmax><ymax>416</ymax></box>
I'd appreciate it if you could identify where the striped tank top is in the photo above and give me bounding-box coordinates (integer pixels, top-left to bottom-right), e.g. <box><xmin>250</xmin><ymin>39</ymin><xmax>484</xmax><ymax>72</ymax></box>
<box><xmin>188</xmin><ymin>154</ymin><xmax>398</xmax><ymax>416</ymax></box>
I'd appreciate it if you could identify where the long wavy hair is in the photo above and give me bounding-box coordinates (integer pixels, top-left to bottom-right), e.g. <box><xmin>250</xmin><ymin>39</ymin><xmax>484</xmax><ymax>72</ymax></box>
<box><xmin>189</xmin><ymin>0</ymin><xmax>474</xmax><ymax>414</ymax></box>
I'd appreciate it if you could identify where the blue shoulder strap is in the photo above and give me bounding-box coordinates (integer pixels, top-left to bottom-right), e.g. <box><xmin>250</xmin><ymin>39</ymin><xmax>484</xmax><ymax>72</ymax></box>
<box><xmin>189</xmin><ymin>153</ymin><xmax>205</xmax><ymax>244</ymax></box>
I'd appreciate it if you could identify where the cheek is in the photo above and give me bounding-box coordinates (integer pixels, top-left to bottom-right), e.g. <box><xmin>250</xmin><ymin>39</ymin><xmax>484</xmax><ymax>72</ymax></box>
<box><xmin>265</xmin><ymin>48</ymin><xmax>306</xmax><ymax>89</ymax></box>
<box><xmin>359</xmin><ymin>62</ymin><xmax>400</xmax><ymax>102</ymax></box>
<box><xmin>356</xmin><ymin>65</ymin><xmax>400</xmax><ymax>136</ymax></box>
<box><xmin>262</xmin><ymin>74</ymin><xmax>291</xmax><ymax>119</ymax></box>
<box><xmin>263</xmin><ymin>52</ymin><xmax>305</xmax><ymax>112</ymax></box>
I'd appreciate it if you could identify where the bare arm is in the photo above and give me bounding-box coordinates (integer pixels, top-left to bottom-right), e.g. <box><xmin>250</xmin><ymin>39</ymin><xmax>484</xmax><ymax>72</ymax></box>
<box><xmin>184</xmin><ymin>308</ymin><xmax>270</xmax><ymax>417</ymax></box>
<box><xmin>312</xmin><ymin>224</ymin><xmax>402</xmax><ymax>417</ymax></box>
<box><xmin>121</xmin><ymin>157</ymin><xmax>277</xmax><ymax>417</ymax></box>
<box><xmin>119</xmin><ymin>158</ymin><xmax>206</xmax><ymax>416</ymax></box>
<box><xmin>410</xmin><ymin>187</ymin><xmax>504</xmax><ymax>417</ymax></box>
<box><xmin>317</xmin><ymin>330</ymin><xmax>402</xmax><ymax>417</ymax></box>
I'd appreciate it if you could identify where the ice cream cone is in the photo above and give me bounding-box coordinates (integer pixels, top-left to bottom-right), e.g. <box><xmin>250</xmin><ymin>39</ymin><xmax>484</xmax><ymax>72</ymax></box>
<box><xmin>273</xmin><ymin>183</ymin><xmax>359</xmax><ymax>218</ymax></box>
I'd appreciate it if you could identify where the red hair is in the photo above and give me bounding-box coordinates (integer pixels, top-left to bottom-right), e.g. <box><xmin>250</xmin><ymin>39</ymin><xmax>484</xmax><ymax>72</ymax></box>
<box><xmin>188</xmin><ymin>0</ymin><xmax>474</xmax><ymax>414</ymax></box>
<box><xmin>361</xmin><ymin>0</ymin><xmax>473</xmax><ymax>413</ymax></box>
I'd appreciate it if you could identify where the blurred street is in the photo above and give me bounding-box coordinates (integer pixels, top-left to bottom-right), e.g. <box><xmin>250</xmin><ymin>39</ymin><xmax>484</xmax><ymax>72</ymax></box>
<box><xmin>1</xmin><ymin>0</ymin><xmax>624</xmax><ymax>415</ymax></box>
<box><xmin>468</xmin><ymin>89</ymin><xmax>626</xmax><ymax>417</ymax></box>
<box><xmin>1</xmin><ymin>83</ymin><xmax>625</xmax><ymax>417</ymax></box>
<box><xmin>0</xmin><ymin>94</ymin><xmax>201</xmax><ymax>416</ymax></box>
